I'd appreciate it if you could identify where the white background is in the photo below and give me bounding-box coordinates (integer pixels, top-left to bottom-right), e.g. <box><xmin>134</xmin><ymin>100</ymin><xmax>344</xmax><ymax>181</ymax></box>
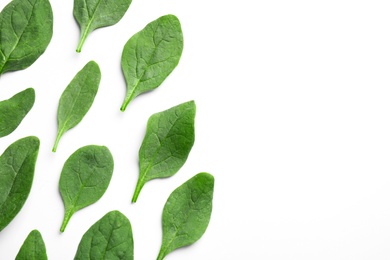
<box><xmin>1</xmin><ymin>0</ymin><xmax>390</xmax><ymax>259</ymax></box>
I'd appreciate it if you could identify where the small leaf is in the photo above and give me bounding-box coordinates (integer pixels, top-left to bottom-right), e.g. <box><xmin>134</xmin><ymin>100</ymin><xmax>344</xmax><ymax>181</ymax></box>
<box><xmin>59</xmin><ymin>145</ymin><xmax>114</xmax><ymax>232</ymax></box>
<box><xmin>157</xmin><ymin>173</ymin><xmax>214</xmax><ymax>260</ymax></box>
<box><xmin>0</xmin><ymin>136</ymin><xmax>40</xmax><ymax>232</ymax></box>
<box><xmin>120</xmin><ymin>15</ymin><xmax>184</xmax><ymax>111</ymax></box>
<box><xmin>74</xmin><ymin>0</ymin><xmax>132</xmax><ymax>52</ymax></box>
<box><xmin>15</xmin><ymin>230</ymin><xmax>47</xmax><ymax>260</ymax></box>
<box><xmin>53</xmin><ymin>61</ymin><xmax>101</xmax><ymax>152</ymax></box>
<box><xmin>0</xmin><ymin>88</ymin><xmax>35</xmax><ymax>138</ymax></box>
<box><xmin>132</xmin><ymin>101</ymin><xmax>196</xmax><ymax>203</ymax></box>
<box><xmin>75</xmin><ymin>210</ymin><xmax>134</xmax><ymax>260</ymax></box>
<box><xmin>0</xmin><ymin>0</ymin><xmax>53</xmax><ymax>75</ymax></box>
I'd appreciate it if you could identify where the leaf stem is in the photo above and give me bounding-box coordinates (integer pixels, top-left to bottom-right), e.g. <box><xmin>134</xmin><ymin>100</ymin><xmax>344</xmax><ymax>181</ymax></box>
<box><xmin>60</xmin><ymin>209</ymin><xmax>74</xmax><ymax>232</ymax></box>
<box><xmin>131</xmin><ymin>178</ymin><xmax>145</xmax><ymax>203</ymax></box>
<box><xmin>120</xmin><ymin>89</ymin><xmax>136</xmax><ymax>112</ymax></box>
<box><xmin>120</xmin><ymin>97</ymin><xmax>131</xmax><ymax>112</ymax></box>
<box><xmin>76</xmin><ymin>30</ymin><xmax>88</xmax><ymax>53</ymax></box>
<box><xmin>156</xmin><ymin>246</ymin><xmax>168</xmax><ymax>260</ymax></box>
<box><xmin>52</xmin><ymin>130</ymin><xmax>63</xmax><ymax>152</ymax></box>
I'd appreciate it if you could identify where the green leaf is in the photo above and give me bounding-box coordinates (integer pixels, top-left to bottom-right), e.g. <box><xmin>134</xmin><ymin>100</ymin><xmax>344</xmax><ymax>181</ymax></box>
<box><xmin>157</xmin><ymin>173</ymin><xmax>214</xmax><ymax>260</ymax></box>
<box><xmin>74</xmin><ymin>0</ymin><xmax>132</xmax><ymax>52</ymax></box>
<box><xmin>0</xmin><ymin>136</ymin><xmax>40</xmax><ymax>232</ymax></box>
<box><xmin>75</xmin><ymin>210</ymin><xmax>134</xmax><ymax>260</ymax></box>
<box><xmin>0</xmin><ymin>88</ymin><xmax>35</xmax><ymax>138</ymax></box>
<box><xmin>120</xmin><ymin>15</ymin><xmax>184</xmax><ymax>111</ymax></box>
<box><xmin>132</xmin><ymin>101</ymin><xmax>195</xmax><ymax>203</ymax></box>
<box><xmin>0</xmin><ymin>0</ymin><xmax>53</xmax><ymax>75</ymax></box>
<box><xmin>15</xmin><ymin>230</ymin><xmax>47</xmax><ymax>260</ymax></box>
<box><xmin>59</xmin><ymin>145</ymin><xmax>114</xmax><ymax>232</ymax></box>
<box><xmin>53</xmin><ymin>61</ymin><xmax>101</xmax><ymax>152</ymax></box>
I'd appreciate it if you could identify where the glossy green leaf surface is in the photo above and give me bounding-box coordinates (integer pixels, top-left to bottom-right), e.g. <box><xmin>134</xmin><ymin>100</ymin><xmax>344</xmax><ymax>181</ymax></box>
<box><xmin>0</xmin><ymin>88</ymin><xmax>35</xmax><ymax>138</ymax></box>
<box><xmin>59</xmin><ymin>145</ymin><xmax>114</xmax><ymax>232</ymax></box>
<box><xmin>132</xmin><ymin>101</ymin><xmax>195</xmax><ymax>203</ymax></box>
<box><xmin>74</xmin><ymin>0</ymin><xmax>132</xmax><ymax>52</ymax></box>
<box><xmin>120</xmin><ymin>15</ymin><xmax>183</xmax><ymax>111</ymax></box>
<box><xmin>0</xmin><ymin>136</ymin><xmax>40</xmax><ymax>232</ymax></box>
<box><xmin>157</xmin><ymin>173</ymin><xmax>214</xmax><ymax>260</ymax></box>
<box><xmin>0</xmin><ymin>0</ymin><xmax>53</xmax><ymax>75</ymax></box>
<box><xmin>53</xmin><ymin>61</ymin><xmax>101</xmax><ymax>152</ymax></box>
<box><xmin>15</xmin><ymin>230</ymin><xmax>47</xmax><ymax>260</ymax></box>
<box><xmin>75</xmin><ymin>210</ymin><xmax>134</xmax><ymax>260</ymax></box>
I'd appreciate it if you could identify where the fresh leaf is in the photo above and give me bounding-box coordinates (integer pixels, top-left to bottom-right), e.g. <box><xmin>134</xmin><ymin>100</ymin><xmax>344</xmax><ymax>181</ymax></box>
<box><xmin>0</xmin><ymin>88</ymin><xmax>35</xmax><ymax>138</ymax></box>
<box><xmin>0</xmin><ymin>0</ymin><xmax>53</xmax><ymax>75</ymax></box>
<box><xmin>120</xmin><ymin>15</ymin><xmax>184</xmax><ymax>111</ymax></box>
<box><xmin>0</xmin><ymin>136</ymin><xmax>40</xmax><ymax>232</ymax></box>
<box><xmin>74</xmin><ymin>0</ymin><xmax>132</xmax><ymax>52</ymax></box>
<box><xmin>53</xmin><ymin>61</ymin><xmax>101</xmax><ymax>152</ymax></box>
<box><xmin>157</xmin><ymin>173</ymin><xmax>214</xmax><ymax>260</ymax></box>
<box><xmin>59</xmin><ymin>145</ymin><xmax>114</xmax><ymax>232</ymax></box>
<box><xmin>75</xmin><ymin>210</ymin><xmax>134</xmax><ymax>260</ymax></box>
<box><xmin>15</xmin><ymin>230</ymin><xmax>47</xmax><ymax>260</ymax></box>
<box><xmin>132</xmin><ymin>101</ymin><xmax>195</xmax><ymax>203</ymax></box>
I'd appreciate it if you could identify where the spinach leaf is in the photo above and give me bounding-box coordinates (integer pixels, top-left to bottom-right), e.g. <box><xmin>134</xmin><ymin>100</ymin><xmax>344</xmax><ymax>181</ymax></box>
<box><xmin>53</xmin><ymin>61</ymin><xmax>101</xmax><ymax>152</ymax></box>
<box><xmin>59</xmin><ymin>145</ymin><xmax>114</xmax><ymax>232</ymax></box>
<box><xmin>74</xmin><ymin>0</ymin><xmax>132</xmax><ymax>52</ymax></box>
<box><xmin>0</xmin><ymin>136</ymin><xmax>40</xmax><ymax>232</ymax></box>
<box><xmin>120</xmin><ymin>15</ymin><xmax>184</xmax><ymax>111</ymax></box>
<box><xmin>132</xmin><ymin>101</ymin><xmax>195</xmax><ymax>203</ymax></box>
<box><xmin>157</xmin><ymin>173</ymin><xmax>214</xmax><ymax>260</ymax></box>
<box><xmin>0</xmin><ymin>0</ymin><xmax>53</xmax><ymax>75</ymax></box>
<box><xmin>75</xmin><ymin>210</ymin><xmax>134</xmax><ymax>260</ymax></box>
<box><xmin>0</xmin><ymin>88</ymin><xmax>35</xmax><ymax>138</ymax></box>
<box><xmin>15</xmin><ymin>230</ymin><xmax>47</xmax><ymax>260</ymax></box>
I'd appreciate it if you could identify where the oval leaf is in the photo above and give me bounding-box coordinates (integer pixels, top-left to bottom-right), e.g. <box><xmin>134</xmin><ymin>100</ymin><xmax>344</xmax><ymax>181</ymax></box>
<box><xmin>15</xmin><ymin>230</ymin><xmax>47</xmax><ymax>260</ymax></box>
<box><xmin>75</xmin><ymin>210</ymin><xmax>134</xmax><ymax>260</ymax></box>
<box><xmin>0</xmin><ymin>136</ymin><xmax>40</xmax><ymax>232</ymax></box>
<box><xmin>157</xmin><ymin>173</ymin><xmax>214</xmax><ymax>260</ymax></box>
<box><xmin>53</xmin><ymin>61</ymin><xmax>101</xmax><ymax>152</ymax></box>
<box><xmin>0</xmin><ymin>88</ymin><xmax>35</xmax><ymax>138</ymax></box>
<box><xmin>74</xmin><ymin>0</ymin><xmax>132</xmax><ymax>52</ymax></box>
<box><xmin>59</xmin><ymin>145</ymin><xmax>114</xmax><ymax>232</ymax></box>
<box><xmin>132</xmin><ymin>101</ymin><xmax>196</xmax><ymax>202</ymax></box>
<box><xmin>120</xmin><ymin>15</ymin><xmax>184</xmax><ymax>111</ymax></box>
<box><xmin>0</xmin><ymin>0</ymin><xmax>53</xmax><ymax>75</ymax></box>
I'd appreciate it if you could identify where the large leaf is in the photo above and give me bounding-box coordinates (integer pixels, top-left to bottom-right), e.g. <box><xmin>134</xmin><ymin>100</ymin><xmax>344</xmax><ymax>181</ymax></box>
<box><xmin>0</xmin><ymin>0</ymin><xmax>53</xmax><ymax>75</ymax></box>
<box><xmin>132</xmin><ymin>101</ymin><xmax>196</xmax><ymax>202</ymax></box>
<box><xmin>59</xmin><ymin>145</ymin><xmax>114</xmax><ymax>232</ymax></box>
<box><xmin>0</xmin><ymin>136</ymin><xmax>40</xmax><ymax>232</ymax></box>
<box><xmin>157</xmin><ymin>173</ymin><xmax>214</xmax><ymax>260</ymax></box>
<box><xmin>53</xmin><ymin>61</ymin><xmax>101</xmax><ymax>152</ymax></box>
<box><xmin>120</xmin><ymin>15</ymin><xmax>183</xmax><ymax>111</ymax></box>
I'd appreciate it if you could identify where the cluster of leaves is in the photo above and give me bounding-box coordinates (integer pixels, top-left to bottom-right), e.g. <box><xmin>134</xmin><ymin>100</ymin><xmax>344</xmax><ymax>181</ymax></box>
<box><xmin>0</xmin><ymin>0</ymin><xmax>215</xmax><ymax>259</ymax></box>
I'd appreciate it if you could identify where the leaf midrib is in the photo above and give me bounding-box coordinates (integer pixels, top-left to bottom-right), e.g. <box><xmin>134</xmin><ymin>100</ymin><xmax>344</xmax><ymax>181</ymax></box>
<box><xmin>82</xmin><ymin>0</ymin><xmax>103</xmax><ymax>36</ymax></box>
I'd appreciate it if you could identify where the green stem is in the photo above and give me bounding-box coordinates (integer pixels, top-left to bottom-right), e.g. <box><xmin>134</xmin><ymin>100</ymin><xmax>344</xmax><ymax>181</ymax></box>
<box><xmin>131</xmin><ymin>178</ymin><xmax>145</xmax><ymax>203</ymax></box>
<box><xmin>120</xmin><ymin>88</ymin><xmax>137</xmax><ymax>112</ymax></box>
<box><xmin>60</xmin><ymin>209</ymin><xmax>74</xmax><ymax>232</ymax></box>
<box><xmin>76</xmin><ymin>29</ymin><xmax>89</xmax><ymax>53</ymax></box>
<box><xmin>52</xmin><ymin>130</ymin><xmax>63</xmax><ymax>152</ymax></box>
<box><xmin>156</xmin><ymin>246</ymin><xmax>168</xmax><ymax>260</ymax></box>
<box><xmin>120</xmin><ymin>96</ymin><xmax>131</xmax><ymax>112</ymax></box>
